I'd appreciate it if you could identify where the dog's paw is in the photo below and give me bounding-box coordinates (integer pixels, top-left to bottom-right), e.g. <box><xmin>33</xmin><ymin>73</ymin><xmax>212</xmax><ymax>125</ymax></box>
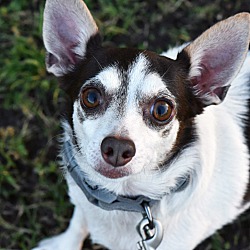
<box><xmin>32</xmin><ymin>232</ymin><xmax>82</xmax><ymax>250</ymax></box>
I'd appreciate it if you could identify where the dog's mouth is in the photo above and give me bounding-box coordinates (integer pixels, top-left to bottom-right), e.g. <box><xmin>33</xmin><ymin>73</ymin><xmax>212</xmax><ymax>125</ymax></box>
<box><xmin>95</xmin><ymin>165</ymin><xmax>132</xmax><ymax>179</ymax></box>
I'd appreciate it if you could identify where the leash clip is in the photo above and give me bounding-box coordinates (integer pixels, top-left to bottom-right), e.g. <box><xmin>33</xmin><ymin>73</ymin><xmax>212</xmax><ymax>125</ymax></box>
<box><xmin>136</xmin><ymin>203</ymin><xmax>163</xmax><ymax>250</ymax></box>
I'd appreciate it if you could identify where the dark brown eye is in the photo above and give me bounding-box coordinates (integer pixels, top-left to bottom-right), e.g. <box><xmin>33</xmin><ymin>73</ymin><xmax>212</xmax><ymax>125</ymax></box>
<box><xmin>81</xmin><ymin>88</ymin><xmax>102</xmax><ymax>109</ymax></box>
<box><xmin>151</xmin><ymin>99</ymin><xmax>174</xmax><ymax>123</ymax></box>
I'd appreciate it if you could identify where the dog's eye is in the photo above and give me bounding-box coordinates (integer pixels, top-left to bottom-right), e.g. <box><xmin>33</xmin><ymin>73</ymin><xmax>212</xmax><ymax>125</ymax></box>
<box><xmin>151</xmin><ymin>99</ymin><xmax>174</xmax><ymax>123</ymax></box>
<box><xmin>81</xmin><ymin>88</ymin><xmax>102</xmax><ymax>109</ymax></box>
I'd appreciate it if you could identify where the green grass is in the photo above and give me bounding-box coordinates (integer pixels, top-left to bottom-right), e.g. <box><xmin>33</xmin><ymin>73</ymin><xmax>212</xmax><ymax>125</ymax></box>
<box><xmin>0</xmin><ymin>0</ymin><xmax>250</xmax><ymax>249</ymax></box>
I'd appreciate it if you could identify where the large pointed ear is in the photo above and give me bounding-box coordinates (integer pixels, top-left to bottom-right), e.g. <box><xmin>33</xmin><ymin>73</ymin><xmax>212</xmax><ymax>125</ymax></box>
<box><xmin>43</xmin><ymin>0</ymin><xmax>99</xmax><ymax>76</ymax></box>
<box><xmin>183</xmin><ymin>13</ymin><xmax>250</xmax><ymax>106</ymax></box>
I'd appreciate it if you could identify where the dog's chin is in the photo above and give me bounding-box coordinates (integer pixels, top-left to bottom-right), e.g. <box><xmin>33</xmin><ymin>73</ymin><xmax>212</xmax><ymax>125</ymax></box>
<box><xmin>95</xmin><ymin>165</ymin><xmax>132</xmax><ymax>179</ymax></box>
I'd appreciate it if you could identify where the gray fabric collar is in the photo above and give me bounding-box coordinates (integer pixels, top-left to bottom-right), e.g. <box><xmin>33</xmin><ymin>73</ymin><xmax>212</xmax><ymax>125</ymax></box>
<box><xmin>64</xmin><ymin>140</ymin><xmax>190</xmax><ymax>213</ymax></box>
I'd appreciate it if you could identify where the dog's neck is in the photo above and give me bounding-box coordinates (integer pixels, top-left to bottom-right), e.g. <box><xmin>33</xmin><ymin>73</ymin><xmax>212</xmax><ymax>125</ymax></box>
<box><xmin>64</xmin><ymin>139</ymin><xmax>191</xmax><ymax>214</ymax></box>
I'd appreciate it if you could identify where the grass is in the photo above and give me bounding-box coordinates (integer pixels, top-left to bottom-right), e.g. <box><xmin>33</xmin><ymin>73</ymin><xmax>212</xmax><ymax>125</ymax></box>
<box><xmin>0</xmin><ymin>0</ymin><xmax>250</xmax><ymax>249</ymax></box>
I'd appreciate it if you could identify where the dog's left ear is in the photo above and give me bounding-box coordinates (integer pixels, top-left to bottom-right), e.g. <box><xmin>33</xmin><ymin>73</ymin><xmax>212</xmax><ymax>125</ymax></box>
<box><xmin>183</xmin><ymin>13</ymin><xmax>250</xmax><ymax>106</ymax></box>
<box><xmin>43</xmin><ymin>0</ymin><xmax>99</xmax><ymax>77</ymax></box>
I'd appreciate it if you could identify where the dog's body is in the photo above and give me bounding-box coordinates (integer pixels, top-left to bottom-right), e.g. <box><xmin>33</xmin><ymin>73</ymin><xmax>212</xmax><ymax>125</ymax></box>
<box><xmin>34</xmin><ymin>1</ymin><xmax>250</xmax><ymax>249</ymax></box>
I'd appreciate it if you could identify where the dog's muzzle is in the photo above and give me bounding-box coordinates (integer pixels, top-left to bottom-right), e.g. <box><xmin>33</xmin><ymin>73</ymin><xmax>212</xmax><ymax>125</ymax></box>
<box><xmin>63</xmin><ymin>139</ymin><xmax>191</xmax><ymax>213</ymax></box>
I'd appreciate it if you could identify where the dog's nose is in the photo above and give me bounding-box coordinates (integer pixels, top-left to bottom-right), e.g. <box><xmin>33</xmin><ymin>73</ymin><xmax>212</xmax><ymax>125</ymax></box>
<box><xmin>101</xmin><ymin>137</ymin><xmax>136</xmax><ymax>167</ymax></box>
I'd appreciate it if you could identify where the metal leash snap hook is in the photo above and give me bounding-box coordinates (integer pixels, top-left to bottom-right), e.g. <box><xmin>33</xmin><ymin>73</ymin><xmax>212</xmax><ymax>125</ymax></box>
<box><xmin>136</xmin><ymin>203</ymin><xmax>163</xmax><ymax>250</ymax></box>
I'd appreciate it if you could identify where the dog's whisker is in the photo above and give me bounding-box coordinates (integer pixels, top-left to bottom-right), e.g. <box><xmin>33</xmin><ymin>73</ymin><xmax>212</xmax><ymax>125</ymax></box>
<box><xmin>92</xmin><ymin>54</ymin><xmax>104</xmax><ymax>70</ymax></box>
<box><xmin>161</xmin><ymin>64</ymin><xmax>172</xmax><ymax>78</ymax></box>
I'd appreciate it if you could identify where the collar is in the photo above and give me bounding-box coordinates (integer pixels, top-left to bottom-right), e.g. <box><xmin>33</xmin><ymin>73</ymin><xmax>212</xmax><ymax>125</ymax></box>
<box><xmin>64</xmin><ymin>140</ymin><xmax>190</xmax><ymax>213</ymax></box>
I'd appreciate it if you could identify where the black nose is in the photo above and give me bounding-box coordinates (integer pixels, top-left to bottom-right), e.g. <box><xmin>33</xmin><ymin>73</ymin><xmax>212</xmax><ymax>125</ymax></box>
<box><xmin>101</xmin><ymin>137</ymin><xmax>136</xmax><ymax>167</ymax></box>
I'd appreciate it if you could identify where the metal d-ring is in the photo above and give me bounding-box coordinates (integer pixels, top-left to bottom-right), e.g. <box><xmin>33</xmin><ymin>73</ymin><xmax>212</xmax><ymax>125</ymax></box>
<box><xmin>143</xmin><ymin>202</ymin><xmax>154</xmax><ymax>229</ymax></box>
<box><xmin>136</xmin><ymin>203</ymin><xmax>164</xmax><ymax>250</ymax></box>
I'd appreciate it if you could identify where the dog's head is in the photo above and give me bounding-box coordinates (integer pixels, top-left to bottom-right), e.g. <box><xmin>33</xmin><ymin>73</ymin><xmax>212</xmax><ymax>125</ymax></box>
<box><xmin>43</xmin><ymin>0</ymin><xmax>250</xmax><ymax>198</ymax></box>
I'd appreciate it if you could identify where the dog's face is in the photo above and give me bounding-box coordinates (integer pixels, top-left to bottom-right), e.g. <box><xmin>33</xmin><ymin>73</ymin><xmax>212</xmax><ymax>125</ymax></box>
<box><xmin>60</xmin><ymin>46</ymin><xmax>200</xmax><ymax>197</ymax></box>
<box><xmin>71</xmin><ymin>49</ymin><xmax>198</xmax><ymax>181</ymax></box>
<box><xmin>43</xmin><ymin>0</ymin><xmax>250</xmax><ymax>197</ymax></box>
<box><xmin>75</xmin><ymin>54</ymin><xmax>176</xmax><ymax>178</ymax></box>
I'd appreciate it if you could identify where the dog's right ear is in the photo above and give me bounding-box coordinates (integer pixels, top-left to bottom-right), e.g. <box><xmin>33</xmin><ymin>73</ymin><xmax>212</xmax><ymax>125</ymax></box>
<box><xmin>182</xmin><ymin>13</ymin><xmax>250</xmax><ymax>106</ymax></box>
<box><xmin>43</xmin><ymin>0</ymin><xmax>99</xmax><ymax>77</ymax></box>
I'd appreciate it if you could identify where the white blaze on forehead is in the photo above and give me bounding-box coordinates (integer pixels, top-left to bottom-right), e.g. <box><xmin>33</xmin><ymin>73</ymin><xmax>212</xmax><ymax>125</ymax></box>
<box><xmin>140</xmin><ymin>73</ymin><xmax>169</xmax><ymax>96</ymax></box>
<box><xmin>127</xmin><ymin>54</ymin><xmax>172</xmax><ymax>102</ymax></box>
<box><xmin>84</xmin><ymin>54</ymin><xmax>171</xmax><ymax>99</ymax></box>
<box><xmin>89</xmin><ymin>65</ymin><xmax>121</xmax><ymax>91</ymax></box>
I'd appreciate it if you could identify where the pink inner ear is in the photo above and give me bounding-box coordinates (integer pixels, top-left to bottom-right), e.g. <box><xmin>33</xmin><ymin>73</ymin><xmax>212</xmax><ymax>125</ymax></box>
<box><xmin>52</xmin><ymin>14</ymin><xmax>82</xmax><ymax>65</ymax></box>
<box><xmin>43</xmin><ymin>0</ymin><xmax>99</xmax><ymax>76</ymax></box>
<box><xmin>191</xmin><ymin>44</ymin><xmax>237</xmax><ymax>103</ymax></box>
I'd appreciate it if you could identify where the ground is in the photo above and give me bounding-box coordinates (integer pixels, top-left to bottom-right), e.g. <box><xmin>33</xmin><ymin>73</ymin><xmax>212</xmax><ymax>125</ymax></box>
<box><xmin>0</xmin><ymin>0</ymin><xmax>250</xmax><ymax>249</ymax></box>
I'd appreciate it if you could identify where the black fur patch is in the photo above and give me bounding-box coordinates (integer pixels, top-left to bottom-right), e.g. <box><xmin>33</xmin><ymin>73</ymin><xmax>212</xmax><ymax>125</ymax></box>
<box><xmin>59</xmin><ymin>34</ymin><xmax>144</xmax><ymax>124</ymax></box>
<box><xmin>148</xmin><ymin>50</ymin><xmax>203</xmax><ymax>169</ymax></box>
<box><xmin>161</xmin><ymin>119</ymin><xmax>198</xmax><ymax>169</ymax></box>
<box><xmin>242</xmin><ymin>74</ymin><xmax>250</xmax><ymax>205</ymax></box>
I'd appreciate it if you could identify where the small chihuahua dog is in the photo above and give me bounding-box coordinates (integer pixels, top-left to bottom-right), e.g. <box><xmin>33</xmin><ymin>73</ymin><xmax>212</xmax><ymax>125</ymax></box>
<box><xmin>33</xmin><ymin>0</ymin><xmax>250</xmax><ymax>249</ymax></box>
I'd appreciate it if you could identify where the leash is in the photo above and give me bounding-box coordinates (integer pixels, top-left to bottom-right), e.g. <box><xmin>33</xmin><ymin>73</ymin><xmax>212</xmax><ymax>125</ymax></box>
<box><xmin>64</xmin><ymin>139</ymin><xmax>190</xmax><ymax>249</ymax></box>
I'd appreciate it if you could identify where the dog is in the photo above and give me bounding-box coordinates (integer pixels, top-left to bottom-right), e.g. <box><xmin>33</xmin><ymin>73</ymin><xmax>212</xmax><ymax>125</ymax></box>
<box><xmin>33</xmin><ymin>0</ymin><xmax>250</xmax><ymax>249</ymax></box>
